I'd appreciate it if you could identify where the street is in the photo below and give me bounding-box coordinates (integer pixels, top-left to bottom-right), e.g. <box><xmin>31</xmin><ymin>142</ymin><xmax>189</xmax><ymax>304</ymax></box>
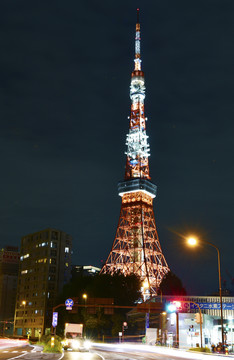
<box><xmin>0</xmin><ymin>341</ymin><xmax>232</xmax><ymax>360</ymax></box>
<box><xmin>0</xmin><ymin>345</ymin><xmax>46</xmax><ymax>359</ymax></box>
<box><xmin>91</xmin><ymin>343</ymin><xmax>231</xmax><ymax>360</ymax></box>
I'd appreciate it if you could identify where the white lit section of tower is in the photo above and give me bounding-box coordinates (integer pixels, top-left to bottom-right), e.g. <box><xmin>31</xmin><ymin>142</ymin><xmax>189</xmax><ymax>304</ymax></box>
<box><xmin>125</xmin><ymin>9</ymin><xmax>150</xmax><ymax>180</ymax></box>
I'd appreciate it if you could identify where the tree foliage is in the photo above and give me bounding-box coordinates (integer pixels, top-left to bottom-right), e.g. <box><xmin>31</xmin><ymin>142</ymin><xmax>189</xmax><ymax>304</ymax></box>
<box><xmin>55</xmin><ymin>273</ymin><xmax>141</xmax><ymax>338</ymax></box>
<box><xmin>158</xmin><ymin>271</ymin><xmax>186</xmax><ymax>296</ymax></box>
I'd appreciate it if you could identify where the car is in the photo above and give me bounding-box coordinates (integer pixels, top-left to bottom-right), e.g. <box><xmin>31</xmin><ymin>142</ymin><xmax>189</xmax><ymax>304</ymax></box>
<box><xmin>62</xmin><ymin>336</ymin><xmax>91</xmax><ymax>352</ymax></box>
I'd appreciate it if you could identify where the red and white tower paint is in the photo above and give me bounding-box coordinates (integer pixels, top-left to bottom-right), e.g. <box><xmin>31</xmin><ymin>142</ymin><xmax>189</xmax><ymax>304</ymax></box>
<box><xmin>101</xmin><ymin>10</ymin><xmax>169</xmax><ymax>295</ymax></box>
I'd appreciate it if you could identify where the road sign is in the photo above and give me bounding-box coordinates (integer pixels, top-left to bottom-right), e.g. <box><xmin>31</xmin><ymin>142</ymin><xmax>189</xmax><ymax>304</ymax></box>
<box><xmin>52</xmin><ymin>312</ymin><xmax>58</xmax><ymax>327</ymax></box>
<box><xmin>65</xmin><ymin>298</ymin><xmax>74</xmax><ymax>310</ymax></box>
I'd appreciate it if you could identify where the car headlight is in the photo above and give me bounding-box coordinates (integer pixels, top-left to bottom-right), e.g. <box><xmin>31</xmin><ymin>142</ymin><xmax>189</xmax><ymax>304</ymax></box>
<box><xmin>84</xmin><ymin>340</ymin><xmax>91</xmax><ymax>349</ymax></box>
<box><xmin>71</xmin><ymin>340</ymin><xmax>80</xmax><ymax>349</ymax></box>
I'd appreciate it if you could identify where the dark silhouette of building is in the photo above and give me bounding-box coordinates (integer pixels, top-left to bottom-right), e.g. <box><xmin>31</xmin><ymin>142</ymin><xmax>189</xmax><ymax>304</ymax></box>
<box><xmin>0</xmin><ymin>246</ymin><xmax>19</xmax><ymax>334</ymax></box>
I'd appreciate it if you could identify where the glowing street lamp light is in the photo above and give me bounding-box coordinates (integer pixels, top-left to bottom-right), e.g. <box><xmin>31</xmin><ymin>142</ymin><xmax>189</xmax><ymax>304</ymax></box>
<box><xmin>187</xmin><ymin>237</ymin><xmax>197</xmax><ymax>246</ymax></box>
<box><xmin>186</xmin><ymin>235</ymin><xmax>224</xmax><ymax>350</ymax></box>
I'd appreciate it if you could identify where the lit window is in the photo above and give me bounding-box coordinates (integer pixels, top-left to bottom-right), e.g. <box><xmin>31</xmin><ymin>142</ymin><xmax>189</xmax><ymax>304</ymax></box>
<box><xmin>21</xmin><ymin>270</ymin><xmax>28</xmax><ymax>274</ymax></box>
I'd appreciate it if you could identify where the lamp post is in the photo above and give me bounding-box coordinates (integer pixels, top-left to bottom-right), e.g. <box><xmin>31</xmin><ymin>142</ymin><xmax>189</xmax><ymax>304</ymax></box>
<box><xmin>22</xmin><ymin>300</ymin><xmax>26</xmax><ymax>337</ymax></box>
<box><xmin>187</xmin><ymin>236</ymin><xmax>224</xmax><ymax>350</ymax></box>
<box><xmin>82</xmin><ymin>294</ymin><xmax>87</xmax><ymax>336</ymax></box>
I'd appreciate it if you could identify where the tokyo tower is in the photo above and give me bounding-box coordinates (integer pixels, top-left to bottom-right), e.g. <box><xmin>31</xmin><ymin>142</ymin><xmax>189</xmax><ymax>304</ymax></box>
<box><xmin>101</xmin><ymin>10</ymin><xmax>169</xmax><ymax>295</ymax></box>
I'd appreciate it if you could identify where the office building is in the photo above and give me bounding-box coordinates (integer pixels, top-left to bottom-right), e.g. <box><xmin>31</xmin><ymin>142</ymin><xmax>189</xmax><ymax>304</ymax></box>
<box><xmin>72</xmin><ymin>265</ymin><xmax>101</xmax><ymax>277</ymax></box>
<box><xmin>14</xmin><ymin>228</ymin><xmax>72</xmax><ymax>337</ymax></box>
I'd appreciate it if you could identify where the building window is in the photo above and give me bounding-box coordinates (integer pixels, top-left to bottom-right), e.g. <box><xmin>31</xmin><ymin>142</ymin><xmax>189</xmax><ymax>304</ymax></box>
<box><xmin>49</xmin><ymin>266</ymin><xmax>56</xmax><ymax>274</ymax></box>
<box><xmin>21</xmin><ymin>270</ymin><xmax>28</xmax><ymax>274</ymax></box>
<box><xmin>50</xmin><ymin>242</ymin><xmax>57</xmax><ymax>249</ymax></box>
<box><xmin>51</xmin><ymin>231</ymin><xmax>58</xmax><ymax>240</ymax></box>
<box><xmin>50</xmin><ymin>250</ymin><xmax>57</xmax><ymax>257</ymax></box>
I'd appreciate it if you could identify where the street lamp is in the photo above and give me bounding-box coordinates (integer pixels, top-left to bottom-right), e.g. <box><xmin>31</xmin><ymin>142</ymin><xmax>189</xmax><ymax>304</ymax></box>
<box><xmin>82</xmin><ymin>294</ymin><xmax>87</xmax><ymax>336</ymax></box>
<box><xmin>187</xmin><ymin>236</ymin><xmax>224</xmax><ymax>349</ymax></box>
<box><xmin>82</xmin><ymin>293</ymin><xmax>87</xmax><ymax>303</ymax></box>
<box><xmin>22</xmin><ymin>300</ymin><xmax>26</xmax><ymax>337</ymax></box>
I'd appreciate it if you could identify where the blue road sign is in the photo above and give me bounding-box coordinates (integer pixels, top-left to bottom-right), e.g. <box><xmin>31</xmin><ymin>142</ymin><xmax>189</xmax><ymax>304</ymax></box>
<box><xmin>190</xmin><ymin>302</ymin><xmax>234</xmax><ymax>310</ymax></box>
<box><xmin>52</xmin><ymin>312</ymin><xmax>58</xmax><ymax>327</ymax></box>
<box><xmin>65</xmin><ymin>298</ymin><xmax>74</xmax><ymax>309</ymax></box>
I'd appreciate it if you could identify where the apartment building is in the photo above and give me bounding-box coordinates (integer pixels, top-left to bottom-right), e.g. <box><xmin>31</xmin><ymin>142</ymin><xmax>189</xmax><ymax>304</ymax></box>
<box><xmin>14</xmin><ymin>228</ymin><xmax>72</xmax><ymax>337</ymax></box>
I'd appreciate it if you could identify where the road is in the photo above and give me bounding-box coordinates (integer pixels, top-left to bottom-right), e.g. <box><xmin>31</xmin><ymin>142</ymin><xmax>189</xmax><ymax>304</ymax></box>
<box><xmin>0</xmin><ymin>341</ymin><xmax>231</xmax><ymax>360</ymax></box>
<box><xmin>90</xmin><ymin>343</ymin><xmax>230</xmax><ymax>360</ymax></box>
<box><xmin>0</xmin><ymin>344</ymin><xmax>46</xmax><ymax>359</ymax></box>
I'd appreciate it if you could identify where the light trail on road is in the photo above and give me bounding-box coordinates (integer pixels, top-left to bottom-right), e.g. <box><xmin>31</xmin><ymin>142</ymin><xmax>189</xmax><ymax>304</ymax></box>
<box><xmin>0</xmin><ymin>339</ymin><xmax>28</xmax><ymax>349</ymax></box>
<box><xmin>91</xmin><ymin>343</ymin><xmax>230</xmax><ymax>360</ymax></box>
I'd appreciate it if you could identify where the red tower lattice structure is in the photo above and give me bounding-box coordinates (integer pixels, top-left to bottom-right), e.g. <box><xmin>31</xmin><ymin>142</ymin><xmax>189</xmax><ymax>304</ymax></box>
<box><xmin>101</xmin><ymin>10</ymin><xmax>169</xmax><ymax>295</ymax></box>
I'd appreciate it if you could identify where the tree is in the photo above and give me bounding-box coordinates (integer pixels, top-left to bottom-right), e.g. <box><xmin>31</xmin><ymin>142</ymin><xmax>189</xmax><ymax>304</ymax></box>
<box><xmin>158</xmin><ymin>271</ymin><xmax>186</xmax><ymax>296</ymax></box>
<box><xmin>55</xmin><ymin>273</ymin><xmax>141</xmax><ymax>338</ymax></box>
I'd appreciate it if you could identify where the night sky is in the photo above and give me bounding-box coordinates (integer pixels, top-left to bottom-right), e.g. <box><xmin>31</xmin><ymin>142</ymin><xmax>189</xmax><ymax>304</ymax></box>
<box><xmin>1</xmin><ymin>0</ymin><xmax>234</xmax><ymax>296</ymax></box>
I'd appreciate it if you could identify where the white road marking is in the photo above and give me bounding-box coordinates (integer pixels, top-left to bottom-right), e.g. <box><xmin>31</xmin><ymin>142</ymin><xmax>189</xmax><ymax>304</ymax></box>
<box><xmin>57</xmin><ymin>351</ymin><xmax>64</xmax><ymax>360</ymax></box>
<box><xmin>92</xmin><ymin>351</ymin><xmax>105</xmax><ymax>360</ymax></box>
<box><xmin>5</xmin><ymin>352</ymin><xmax>28</xmax><ymax>360</ymax></box>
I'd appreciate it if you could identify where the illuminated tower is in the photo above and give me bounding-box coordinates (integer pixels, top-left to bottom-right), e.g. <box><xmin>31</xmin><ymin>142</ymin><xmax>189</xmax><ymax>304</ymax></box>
<box><xmin>101</xmin><ymin>10</ymin><xmax>169</xmax><ymax>295</ymax></box>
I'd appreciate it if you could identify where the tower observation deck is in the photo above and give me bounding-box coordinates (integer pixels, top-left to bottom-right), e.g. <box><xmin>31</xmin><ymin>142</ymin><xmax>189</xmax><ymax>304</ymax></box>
<box><xmin>101</xmin><ymin>10</ymin><xmax>169</xmax><ymax>295</ymax></box>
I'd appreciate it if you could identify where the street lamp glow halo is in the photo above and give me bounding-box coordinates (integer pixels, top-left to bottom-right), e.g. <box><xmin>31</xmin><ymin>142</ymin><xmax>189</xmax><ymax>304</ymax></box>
<box><xmin>187</xmin><ymin>237</ymin><xmax>198</xmax><ymax>246</ymax></box>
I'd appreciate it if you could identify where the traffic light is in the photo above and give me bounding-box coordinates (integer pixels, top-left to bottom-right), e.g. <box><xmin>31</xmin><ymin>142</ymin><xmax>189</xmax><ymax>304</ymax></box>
<box><xmin>195</xmin><ymin>313</ymin><xmax>203</xmax><ymax>324</ymax></box>
<box><xmin>167</xmin><ymin>303</ymin><xmax>177</xmax><ymax>312</ymax></box>
<box><xmin>167</xmin><ymin>301</ymin><xmax>182</xmax><ymax>312</ymax></box>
